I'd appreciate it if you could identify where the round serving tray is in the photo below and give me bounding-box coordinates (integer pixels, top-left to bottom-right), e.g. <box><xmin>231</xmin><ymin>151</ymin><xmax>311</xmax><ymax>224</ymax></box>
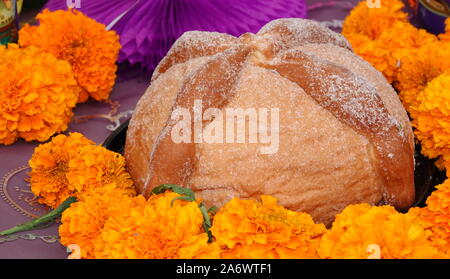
<box><xmin>104</xmin><ymin>118</ymin><xmax>445</xmax><ymax>208</ymax></box>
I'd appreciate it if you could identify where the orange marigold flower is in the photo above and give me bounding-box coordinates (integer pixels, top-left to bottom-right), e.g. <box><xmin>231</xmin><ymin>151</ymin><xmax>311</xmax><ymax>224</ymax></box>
<box><xmin>377</xmin><ymin>21</ymin><xmax>436</xmax><ymax>63</ymax></box>
<box><xmin>210</xmin><ymin>196</ymin><xmax>326</xmax><ymax>259</ymax></box>
<box><xmin>409</xmin><ymin>71</ymin><xmax>450</xmax><ymax>161</ymax></box>
<box><xmin>29</xmin><ymin>133</ymin><xmax>94</xmax><ymax>208</ymax></box>
<box><xmin>345</xmin><ymin>21</ymin><xmax>436</xmax><ymax>85</ymax></box>
<box><xmin>343</xmin><ymin>0</ymin><xmax>437</xmax><ymax>88</ymax></box>
<box><xmin>19</xmin><ymin>9</ymin><xmax>121</xmax><ymax>103</ymax></box>
<box><xmin>438</xmin><ymin>18</ymin><xmax>450</xmax><ymax>42</ymax></box>
<box><xmin>29</xmin><ymin>133</ymin><xmax>134</xmax><ymax>209</ymax></box>
<box><xmin>399</xmin><ymin>88</ymin><xmax>423</xmax><ymax>112</ymax></box>
<box><xmin>66</xmin><ymin>145</ymin><xmax>136</xmax><ymax>199</ymax></box>
<box><xmin>345</xmin><ymin>33</ymin><xmax>398</xmax><ymax>83</ymax></box>
<box><xmin>318</xmin><ymin>204</ymin><xmax>442</xmax><ymax>259</ymax></box>
<box><xmin>94</xmin><ymin>192</ymin><xmax>220</xmax><ymax>259</ymax></box>
<box><xmin>408</xmin><ymin>207</ymin><xmax>450</xmax><ymax>258</ymax></box>
<box><xmin>59</xmin><ymin>186</ymin><xmax>135</xmax><ymax>259</ymax></box>
<box><xmin>0</xmin><ymin>44</ymin><xmax>79</xmax><ymax>145</ymax></box>
<box><xmin>415</xmin><ymin>179</ymin><xmax>450</xmax><ymax>253</ymax></box>
<box><xmin>342</xmin><ymin>0</ymin><xmax>408</xmax><ymax>40</ymax></box>
<box><xmin>396</xmin><ymin>43</ymin><xmax>450</xmax><ymax>111</ymax></box>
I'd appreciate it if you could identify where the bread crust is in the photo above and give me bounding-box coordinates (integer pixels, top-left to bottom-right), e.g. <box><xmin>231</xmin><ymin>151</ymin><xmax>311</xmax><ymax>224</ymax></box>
<box><xmin>125</xmin><ymin>19</ymin><xmax>415</xmax><ymax>224</ymax></box>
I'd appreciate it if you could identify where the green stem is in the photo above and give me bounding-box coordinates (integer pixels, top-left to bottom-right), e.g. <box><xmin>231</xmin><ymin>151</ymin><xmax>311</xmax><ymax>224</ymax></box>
<box><xmin>0</xmin><ymin>197</ymin><xmax>77</xmax><ymax>236</ymax></box>
<box><xmin>199</xmin><ymin>203</ymin><xmax>214</xmax><ymax>242</ymax></box>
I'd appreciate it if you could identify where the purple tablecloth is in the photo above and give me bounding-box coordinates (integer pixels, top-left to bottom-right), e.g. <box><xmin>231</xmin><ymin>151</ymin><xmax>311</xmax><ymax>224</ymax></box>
<box><xmin>0</xmin><ymin>0</ymin><xmax>358</xmax><ymax>259</ymax></box>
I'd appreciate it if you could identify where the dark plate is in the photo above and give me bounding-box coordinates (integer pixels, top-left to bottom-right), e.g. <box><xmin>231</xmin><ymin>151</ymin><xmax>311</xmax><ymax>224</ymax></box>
<box><xmin>104</xmin><ymin>119</ymin><xmax>444</xmax><ymax>207</ymax></box>
<box><xmin>103</xmin><ymin>118</ymin><xmax>130</xmax><ymax>155</ymax></box>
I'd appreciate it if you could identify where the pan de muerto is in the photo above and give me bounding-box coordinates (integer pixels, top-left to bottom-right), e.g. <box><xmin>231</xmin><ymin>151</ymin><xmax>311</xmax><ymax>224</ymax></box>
<box><xmin>125</xmin><ymin>18</ymin><xmax>415</xmax><ymax>224</ymax></box>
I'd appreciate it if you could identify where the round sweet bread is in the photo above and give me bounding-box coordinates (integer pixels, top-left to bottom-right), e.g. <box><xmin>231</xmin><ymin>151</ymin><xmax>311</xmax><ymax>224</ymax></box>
<box><xmin>125</xmin><ymin>18</ymin><xmax>415</xmax><ymax>224</ymax></box>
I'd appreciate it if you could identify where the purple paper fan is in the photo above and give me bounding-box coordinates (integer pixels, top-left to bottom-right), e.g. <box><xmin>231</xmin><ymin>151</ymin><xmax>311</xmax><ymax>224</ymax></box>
<box><xmin>44</xmin><ymin>0</ymin><xmax>307</xmax><ymax>70</ymax></box>
<box><xmin>44</xmin><ymin>0</ymin><xmax>135</xmax><ymax>28</ymax></box>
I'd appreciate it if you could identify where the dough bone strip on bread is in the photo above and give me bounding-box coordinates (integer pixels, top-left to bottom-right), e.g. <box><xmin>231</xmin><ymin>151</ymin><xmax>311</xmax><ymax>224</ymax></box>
<box><xmin>152</xmin><ymin>32</ymin><xmax>239</xmax><ymax>82</ymax></box>
<box><xmin>255</xmin><ymin>18</ymin><xmax>353</xmax><ymax>54</ymax></box>
<box><xmin>142</xmin><ymin>46</ymin><xmax>251</xmax><ymax>196</ymax></box>
<box><xmin>255</xmin><ymin>49</ymin><xmax>415</xmax><ymax>209</ymax></box>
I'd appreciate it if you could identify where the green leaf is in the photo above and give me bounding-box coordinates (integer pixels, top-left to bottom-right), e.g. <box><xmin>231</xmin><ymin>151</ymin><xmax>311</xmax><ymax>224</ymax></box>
<box><xmin>199</xmin><ymin>203</ymin><xmax>214</xmax><ymax>242</ymax></box>
<box><xmin>0</xmin><ymin>196</ymin><xmax>77</xmax><ymax>236</ymax></box>
<box><xmin>152</xmin><ymin>184</ymin><xmax>195</xmax><ymax>201</ymax></box>
<box><xmin>207</xmin><ymin>206</ymin><xmax>219</xmax><ymax>214</ymax></box>
<box><xmin>170</xmin><ymin>196</ymin><xmax>194</xmax><ymax>206</ymax></box>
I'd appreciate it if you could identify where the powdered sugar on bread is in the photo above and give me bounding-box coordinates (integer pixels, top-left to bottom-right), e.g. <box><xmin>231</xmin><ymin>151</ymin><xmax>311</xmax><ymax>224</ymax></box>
<box><xmin>125</xmin><ymin>19</ymin><xmax>415</xmax><ymax>224</ymax></box>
